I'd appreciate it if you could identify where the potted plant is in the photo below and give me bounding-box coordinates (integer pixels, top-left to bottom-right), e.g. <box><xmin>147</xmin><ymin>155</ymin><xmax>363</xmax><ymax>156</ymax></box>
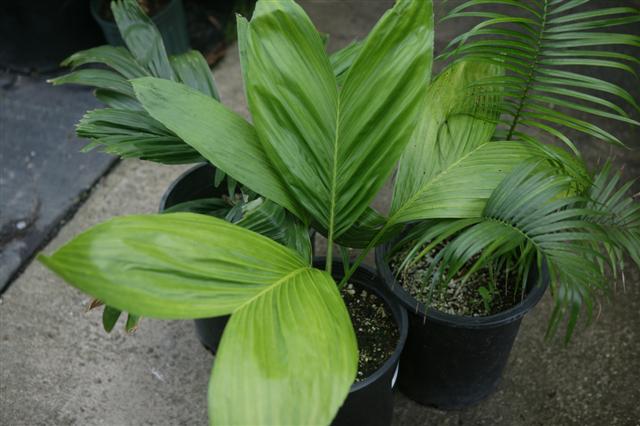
<box><xmin>373</xmin><ymin>0</ymin><xmax>640</xmax><ymax>409</ymax></box>
<box><xmin>41</xmin><ymin>0</ymin><xmax>433</xmax><ymax>424</ymax></box>
<box><xmin>91</xmin><ymin>0</ymin><xmax>190</xmax><ymax>55</ymax></box>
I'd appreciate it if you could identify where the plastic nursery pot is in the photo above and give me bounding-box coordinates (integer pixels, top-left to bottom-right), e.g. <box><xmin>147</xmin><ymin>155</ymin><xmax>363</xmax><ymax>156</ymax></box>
<box><xmin>159</xmin><ymin>163</ymin><xmax>316</xmax><ymax>354</ymax></box>
<box><xmin>375</xmin><ymin>240</ymin><xmax>549</xmax><ymax>410</ymax></box>
<box><xmin>90</xmin><ymin>0</ymin><xmax>190</xmax><ymax>55</ymax></box>
<box><xmin>316</xmin><ymin>258</ymin><xmax>408</xmax><ymax>426</ymax></box>
<box><xmin>159</xmin><ymin>163</ymin><xmax>229</xmax><ymax>353</ymax></box>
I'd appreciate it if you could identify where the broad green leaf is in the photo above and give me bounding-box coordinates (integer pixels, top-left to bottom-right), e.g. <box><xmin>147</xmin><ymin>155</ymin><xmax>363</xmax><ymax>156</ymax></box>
<box><xmin>170</xmin><ymin>50</ymin><xmax>221</xmax><ymax>100</ymax></box>
<box><xmin>38</xmin><ymin>213</ymin><xmax>307</xmax><ymax>319</ymax></box>
<box><xmin>112</xmin><ymin>0</ymin><xmax>175</xmax><ymax>80</ymax></box>
<box><xmin>235</xmin><ymin>15</ymin><xmax>250</xmax><ymax>100</ymax></box>
<box><xmin>132</xmin><ymin>78</ymin><xmax>305</xmax><ymax>219</ymax></box>
<box><xmin>39</xmin><ymin>212</ymin><xmax>357</xmax><ymax>425</ymax></box>
<box><xmin>210</xmin><ymin>268</ymin><xmax>356</xmax><ymax>426</ymax></box>
<box><xmin>392</xmin><ymin>60</ymin><xmax>503</xmax><ymax>212</ymax></box>
<box><xmin>244</xmin><ymin>0</ymin><xmax>434</xmax><ymax>239</ymax></box>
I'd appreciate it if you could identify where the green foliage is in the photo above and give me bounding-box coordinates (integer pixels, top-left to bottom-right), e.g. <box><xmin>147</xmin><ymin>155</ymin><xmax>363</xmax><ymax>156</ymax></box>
<box><xmin>50</xmin><ymin>0</ymin><xmax>219</xmax><ymax>164</ymax></box>
<box><xmin>440</xmin><ymin>0</ymin><xmax>640</xmax><ymax>150</ymax></box>
<box><xmin>43</xmin><ymin>0</ymin><xmax>435</xmax><ymax>424</ymax></box>
<box><xmin>136</xmin><ymin>0</ymin><xmax>435</xmax><ymax>267</ymax></box>
<box><xmin>42</xmin><ymin>0</ymin><xmax>640</xmax><ymax>423</ymax></box>
<box><xmin>397</xmin><ymin>162</ymin><xmax>611</xmax><ymax>341</ymax></box>
<box><xmin>39</xmin><ymin>213</ymin><xmax>357</xmax><ymax>425</ymax></box>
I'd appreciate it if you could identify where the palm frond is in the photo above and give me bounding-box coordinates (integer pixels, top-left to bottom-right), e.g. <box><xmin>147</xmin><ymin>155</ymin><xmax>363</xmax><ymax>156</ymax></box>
<box><xmin>585</xmin><ymin>163</ymin><xmax>640</xmax><ymax>278</ymax></box>
<box><xmin>440</xmin><ymin>0</ymin><xmax>640</xmax><ymax>150</ymax></box>
<box><xmin>400</xmin><ymin>162</ymin><xmax>610</xmax><ymax>341</ymax></box>
<box><xmin>76</xmin><ymin>109</ymin><xmax>205</xmax><ymax>164</ymax></box>
<box><xmin>50</xmin><ymin>0</ymin><xmax>221</xmax><ymax>166</ymax></box>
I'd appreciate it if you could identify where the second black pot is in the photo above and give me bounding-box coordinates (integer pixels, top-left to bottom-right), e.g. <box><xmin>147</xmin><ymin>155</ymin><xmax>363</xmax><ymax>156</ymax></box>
<box><xmin>376</xmin><ymin>240</ymin><xmax>548</xmax><ymax>409</ymax></box>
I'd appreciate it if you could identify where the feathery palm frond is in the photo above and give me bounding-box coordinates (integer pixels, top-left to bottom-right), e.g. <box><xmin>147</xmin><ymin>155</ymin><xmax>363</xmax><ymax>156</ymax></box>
<box><xmin>585</xmin><ymin>163</ymin><xmax>640</xmax><ymax>279</ymax></box>
<box><xmin>398</xmin><ymin>162</ymin><xmax>610</xmax><ymax>341</ymax></box>
<box><xmin>440</xmin><ymin>0</ymin><xmax>640</xmax><ymax>152</ymax></box>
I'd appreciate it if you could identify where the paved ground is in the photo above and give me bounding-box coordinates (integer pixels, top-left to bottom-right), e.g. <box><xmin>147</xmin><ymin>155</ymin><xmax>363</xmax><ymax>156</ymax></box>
<box><xmin>1</xmin><ymin>1</ymin><xmax>639</xmax><ymax>425</ymax></box>
<box><xmin>0</xmin><ymin>75</ymin><xmax>115</xmax><ymax>290</ymax></box>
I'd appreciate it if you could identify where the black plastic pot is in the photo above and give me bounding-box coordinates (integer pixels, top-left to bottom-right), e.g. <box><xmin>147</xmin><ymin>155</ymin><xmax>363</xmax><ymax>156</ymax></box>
<box><xmin>90</xmin><ymin>0</ymin><xmax>189</xmax><ymax>55</ymax></box>
<box><xmin>375</xmin><ymin>241</ymin><xmax>548</xmax><ymax>409</ymax></box>
<box><xmin>159</xmin><ymin>163</ymin><xmax>316</xmax><ymax>354</ymax></box>
<box><xmin>321</xmin><ymin>258</ymin><xmax>408</xmax><ymax>426</ymax></box>
<box><xmin>159</xmin><ymin>164</ymin><xmax>229</xmax><ymax>352</ymax></box>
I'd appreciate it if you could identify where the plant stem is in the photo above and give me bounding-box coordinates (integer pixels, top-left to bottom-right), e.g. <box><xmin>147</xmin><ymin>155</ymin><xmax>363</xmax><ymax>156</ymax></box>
<box><xmin>506</xmin><ymin>0</ymin><xmax>548</xmax><ymax>140</ymax></box>
<box><xmin>325</xmin><ymin>234</ymin><xmax>333</xmax><ymax>274</ymax></box>
<box><xmin>337</xmin><ymin>222</ymin><xmax>391</xmax><ymax>289</ymax></box>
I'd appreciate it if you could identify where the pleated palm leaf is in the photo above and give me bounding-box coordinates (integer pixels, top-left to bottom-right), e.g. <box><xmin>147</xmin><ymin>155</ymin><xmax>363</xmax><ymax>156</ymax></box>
<box><xmin>439</xmin><ymin>0</ymin><xmax>640</xmax><ymax>151</ymax></box>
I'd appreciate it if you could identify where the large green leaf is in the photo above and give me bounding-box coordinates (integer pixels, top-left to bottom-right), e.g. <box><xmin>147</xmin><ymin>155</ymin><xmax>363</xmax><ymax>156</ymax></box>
<box><xmin>243</xmin><ymin>0</ymin><xmax>434</xmax><ymax>240</ymax></box>
<box><xmin>392</xmin><ymin>60</ymin><xmax>503</xmax><ymax>212</ymax></box>
<box><xmin>39</xmin><ymin>213</ymin><xmax>357</xmax><ymax>425</ymax></box>
<box><xmin>132</xmin><ymin>77</ymin><xmax>305</xmax><ymax>219</ymax></box>
<box><xmin>39</xmin><ymin>213</ymin><xmax>306</xmax><ymax>318</ymax></box>
<box><xmin>210</xmin><ymin>267</ymin><xmax>356</xmax><ymax>426</ymax></box>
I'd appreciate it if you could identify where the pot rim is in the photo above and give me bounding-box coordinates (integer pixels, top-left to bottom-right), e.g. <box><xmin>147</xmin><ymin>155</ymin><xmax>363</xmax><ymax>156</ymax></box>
<box><xmin>314</xmin><ymin>257</ymin><xmax>409</xmax><ymax>393</ymax></box>
<box><xmin>159</xmin><ymin>162</ymin><xmax>210</xmax><ymax>212</ymax></box>
<box><xmin>375</xmin><ymin>240</ymin><xmax>549</xmax><ymax>329</ymax></box>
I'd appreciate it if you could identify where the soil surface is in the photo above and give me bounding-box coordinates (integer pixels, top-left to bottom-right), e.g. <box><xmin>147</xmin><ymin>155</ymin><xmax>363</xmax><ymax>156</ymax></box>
<box><xmin>341</xmin><ymin>283</ymin><xmax>399</xmax><ymax>382</ymax></box>
<box><xmin>390</xmin><ymin>246</ymin><xmax>522</xmax><ymax>317</ymax></box>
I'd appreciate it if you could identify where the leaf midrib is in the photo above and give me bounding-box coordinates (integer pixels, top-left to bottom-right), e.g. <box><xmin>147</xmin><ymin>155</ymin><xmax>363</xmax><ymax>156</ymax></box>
<box><xmin>506</xmin><ymin>0</ymin><xmax>549</xmax><ymax>139</ymax></box>
<box><xmin>389</xmin><ymin>141</ymin><xmax>492</xmax><ymax>225</ymax></box>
